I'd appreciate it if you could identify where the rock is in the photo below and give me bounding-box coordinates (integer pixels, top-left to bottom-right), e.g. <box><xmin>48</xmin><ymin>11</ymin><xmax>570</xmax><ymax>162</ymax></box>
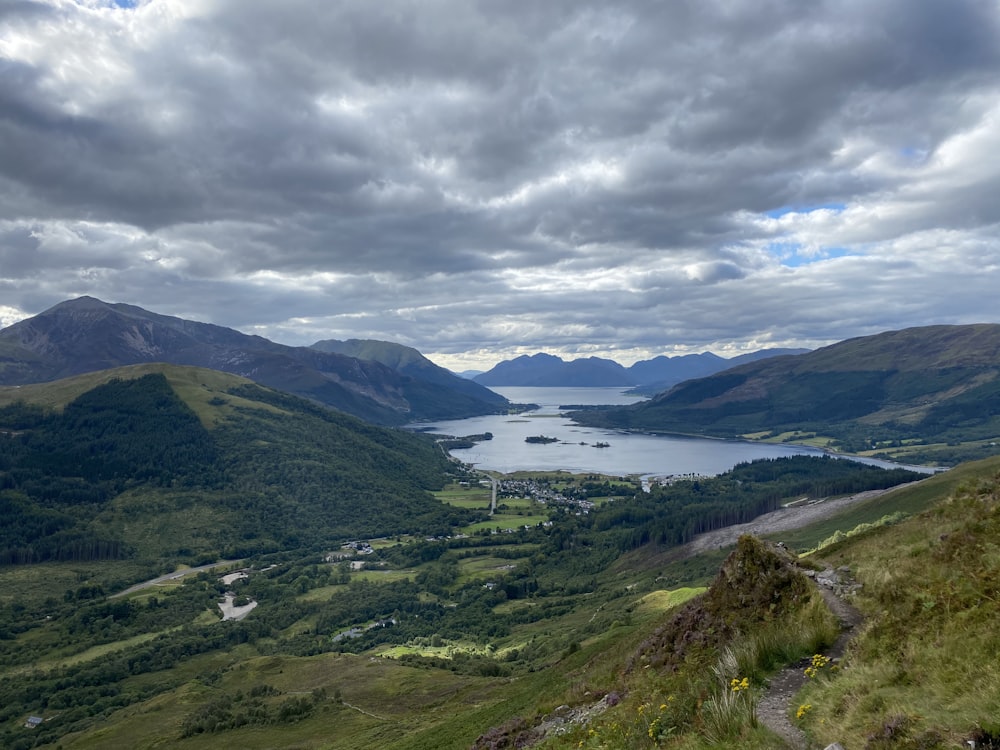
<box><xmin>816</xmin><ymin>567</ymin><xmax>862</xmax><ymax>596</ymax></box>
<box><xmin>816</xmin><ymin>568</ymin><xmax>840</xmax><ymax>587</ymax></box>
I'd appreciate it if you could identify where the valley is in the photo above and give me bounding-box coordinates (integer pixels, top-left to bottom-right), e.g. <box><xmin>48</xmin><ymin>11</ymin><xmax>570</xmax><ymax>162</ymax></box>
<box><xmin>571</xmin><ymin>324</ymin><xmax>1000</xmax><ymax>467</ymax></box>
<box><xmin>1</xmin><ymin>320</ymin><xmax>999</xmax><ymax>749</ymax></box>
<box><xmin>0</xmin><ymin>439</ymin><xmax>935</xmax><ymax>749</ymax></box>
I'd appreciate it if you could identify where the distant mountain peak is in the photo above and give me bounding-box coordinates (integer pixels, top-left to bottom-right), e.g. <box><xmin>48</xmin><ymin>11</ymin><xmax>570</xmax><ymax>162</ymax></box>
<box><xmin>474</xmin><ymin>348</ymin><xmax>809</xmax><ymax>389</ymax></box>
<box><xmin>475</xmin><ymin>353</ymin><xmax>630</xmax><ymax>387</ymax></box>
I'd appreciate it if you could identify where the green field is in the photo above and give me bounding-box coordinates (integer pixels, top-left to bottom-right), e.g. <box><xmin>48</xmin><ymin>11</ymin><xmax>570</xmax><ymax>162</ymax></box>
<box><xmin>460</xmin><ymin>515</ymin><xmax>550</xmax><ymax>534</ymax></box>
<box><xmin>434</xmin><ymin>483</ymin><xmax>493</xmax><ymax>510</ymax></box>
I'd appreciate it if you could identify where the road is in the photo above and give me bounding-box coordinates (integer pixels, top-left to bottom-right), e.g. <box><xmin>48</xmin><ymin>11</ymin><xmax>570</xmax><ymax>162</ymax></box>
<box><xmin>110</xmin><ymin>559</ymin><xmax>242</xmax><ymax>599</ymax></box>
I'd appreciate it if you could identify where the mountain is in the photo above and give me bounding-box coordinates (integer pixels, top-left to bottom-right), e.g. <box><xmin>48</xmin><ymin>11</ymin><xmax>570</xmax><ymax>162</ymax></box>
<box><xmin>474</xmin><ymin>353</ymin><xmax>630</xmax><ymax>387</ymax></box>
<box><xmin>0</xmin><ymin>364</ymin><xmax>464</xmax><ymax>564</ymax></box>
<box><xmin>625</xmin><ymin>352</ymin><xmax>726</xmax><ymax>386</ymax></box>
<box><xmin>626</xmin><ymin>348</ymin><xmax>810</xmax><ymax>394</ymax></box>
<box><xmin>474</xmin><ymin>348</ymin><xmax>808</xmax><ymax>389</ymax></box>
<box><xmin>310</xmin><ymin>338</ymin><xmax>506</xmax><ymax>408</ymax></box>
<box><xmin>725</xmin><ymin>347</ymin><xmax>810</xmax><ymax>367</ymax></box>
<box><xmin>0</xmin><ymin>297</ymin><xmax>509</xmax><ymax>424</ymax></box>
<box><xmin>572</xmin><ymin>324</ymin><xmax>1000</xmax><ymax>458</ymax></box>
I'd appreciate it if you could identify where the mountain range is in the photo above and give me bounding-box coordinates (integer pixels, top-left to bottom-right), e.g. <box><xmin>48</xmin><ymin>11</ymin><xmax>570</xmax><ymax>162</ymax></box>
<box><xmin>473</xmin><ymin>348</ymin><xmax>809</xmax><ymax>389</ymax></box>
<box><xmin>0</xmin><ymin>297</ymin><xmax>507</xmax><ymax>425</ymax></box>
<box><xmin>572</xmin><ymin>324</ymin><xmax>1000</xmax><ymax>460</ymax></box>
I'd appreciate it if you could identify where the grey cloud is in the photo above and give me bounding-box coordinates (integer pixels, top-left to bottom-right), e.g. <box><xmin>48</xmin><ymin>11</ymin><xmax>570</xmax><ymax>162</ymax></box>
<box><xmin>0</xmin><ymin>0</ymin><xmax>999</xmax><ymax>366</ymax></box>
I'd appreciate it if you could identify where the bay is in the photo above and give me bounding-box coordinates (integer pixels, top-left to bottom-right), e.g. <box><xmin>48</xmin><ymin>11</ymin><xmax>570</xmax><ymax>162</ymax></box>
<box><xmin>417</xmin><ymin>386</ymin><xmax>824</xmax><ymax>477</ymax></box>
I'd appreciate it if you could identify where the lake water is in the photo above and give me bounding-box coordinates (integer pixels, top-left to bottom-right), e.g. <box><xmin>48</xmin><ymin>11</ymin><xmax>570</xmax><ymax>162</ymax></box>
<box><xmin>416</xmin><ymin>386</ymin><xmax>825</xmax><ymax>477</ymax></box>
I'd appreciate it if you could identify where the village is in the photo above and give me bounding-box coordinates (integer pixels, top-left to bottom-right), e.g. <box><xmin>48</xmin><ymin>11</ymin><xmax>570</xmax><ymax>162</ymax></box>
<box><xmin>493</xmin><ymin>477</ymin><xmax>597</xmax><ymax>514</ymax></box>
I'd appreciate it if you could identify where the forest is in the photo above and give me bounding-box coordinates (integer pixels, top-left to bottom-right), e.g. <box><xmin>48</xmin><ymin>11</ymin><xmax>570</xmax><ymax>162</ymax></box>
<box><xmin>0</xmin><ymin>374</ymin><xmax>465</xmax><ymax>565</ymax></box>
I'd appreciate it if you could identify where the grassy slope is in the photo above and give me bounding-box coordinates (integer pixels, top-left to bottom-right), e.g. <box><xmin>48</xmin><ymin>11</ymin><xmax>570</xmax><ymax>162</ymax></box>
<box><xmin>794</xmin><ymin>460</ymin><xmax>1000</xmax><ymax>747</ymax></box>
<box><xmin>0</xmin><ymin>363</ymin><xmax>259</xmax><ymax>422</ymax></box>
<box><xmin>768</xmin><ymin>457</ymin><xmax>998</xmax><ymax>551</ymax></box>
<box><xmin>557</xmin><ymin>457</ymin><xmax>1000</xmax><ymax>749</ymax></box>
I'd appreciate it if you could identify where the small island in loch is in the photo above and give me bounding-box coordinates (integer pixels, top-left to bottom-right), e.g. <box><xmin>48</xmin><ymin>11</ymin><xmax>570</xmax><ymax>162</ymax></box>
<box><xmin>525</xmin><ymin>435</ymin><xmax>559</xmax><ymax>444</ymax></box>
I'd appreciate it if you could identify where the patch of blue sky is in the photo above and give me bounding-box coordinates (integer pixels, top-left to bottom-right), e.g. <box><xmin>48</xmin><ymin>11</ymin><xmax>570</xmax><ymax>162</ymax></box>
<box><xmin>766</xmin><ymin>242</ymin><xmax>852</xmax><ymax>268</ymax></box>
<box><xmin>898</xmin><ymin>146</ymin><xmax>929</xmax><ymax>163</ymax></box>
<box><xmin>80</xmin><ymin>0</ymin><xmax>138</xmax><ymax>7</ymax></box>
<box><xmin>764</xmin><ymin>202</ymin><xmax>846</xmax><ymax>219</ymax></box>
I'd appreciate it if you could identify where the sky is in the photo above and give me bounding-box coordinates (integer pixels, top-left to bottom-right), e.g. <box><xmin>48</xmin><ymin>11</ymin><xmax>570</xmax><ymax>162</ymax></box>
<box><xmin>2</xmin><ymin>0</ymin><xmax>1000</xmax><ymax>372</ymax></box>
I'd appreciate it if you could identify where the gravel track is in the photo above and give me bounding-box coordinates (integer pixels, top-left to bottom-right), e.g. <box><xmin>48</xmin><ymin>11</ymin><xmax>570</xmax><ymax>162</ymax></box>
<box><xmin>682</xmin><ymin>487</ymin><xmax>907</xmax><ymax>557</ymax></box>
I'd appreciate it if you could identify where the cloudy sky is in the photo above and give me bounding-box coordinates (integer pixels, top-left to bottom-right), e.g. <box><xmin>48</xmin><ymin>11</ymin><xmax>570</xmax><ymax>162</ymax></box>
<box><xmin>2</xmin><ymin>0</ymin><xmax>1000</xmax><ymax>371</ymax></box>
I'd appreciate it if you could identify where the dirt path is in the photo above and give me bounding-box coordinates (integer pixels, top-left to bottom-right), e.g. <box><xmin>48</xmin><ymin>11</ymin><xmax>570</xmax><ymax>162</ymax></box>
<box><xmin>686</xmin><ymin>483</ymin><xmax>882</xmax><ymax>749</ymax></box>
<box><xmin>341</xmin><ymin>701</ymin><xmax>388</xmax><ymax>721</ymax></box>
<box><xmin>756</xmin><ymin>580</ymin><xmax>864</xmax><ymax>749</ymax></box>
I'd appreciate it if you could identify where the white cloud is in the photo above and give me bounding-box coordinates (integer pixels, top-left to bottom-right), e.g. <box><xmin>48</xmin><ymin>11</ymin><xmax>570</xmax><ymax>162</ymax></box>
<box><xmin>1</xmin><ymin>0</ymin><xmax>999</xmax><ymax>368</ymax></box>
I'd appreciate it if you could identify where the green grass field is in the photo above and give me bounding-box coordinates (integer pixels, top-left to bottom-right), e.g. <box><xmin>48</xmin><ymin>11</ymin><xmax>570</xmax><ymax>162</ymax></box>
<box><xmin>791</xmin><ymin>459</ymin><xmax>1000</xmax><ymax>748</ymax></box>
<box><xmin>460</xmin><ymin>515</ymin><xmax>549</xmax><ymax>534</ymax></box>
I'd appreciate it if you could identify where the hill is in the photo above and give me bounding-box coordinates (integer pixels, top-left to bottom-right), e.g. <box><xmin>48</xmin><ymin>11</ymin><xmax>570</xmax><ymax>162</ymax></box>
<box><xmin>310</xmin><ymin>338</ymin><xmax>507</xmax><ymax>409</ymax></box>
<box><xmin>572</xmin><ymin>324</ymin><xmax>1000</xmax><ymax>464</ymax></box>
<box><xmin>0</xmin><ymin>364</ymin><xmax>463</xmax><ymax>565</ymax></box>
<box><xmin>0</xmin><ymin>297</ymin><xmax>510</xmax><ymax>425</ymax></box>
<box><xmin>474</xmin><ymin>348</ymin><xmax>808</xmax><ymax>389</ymax></box>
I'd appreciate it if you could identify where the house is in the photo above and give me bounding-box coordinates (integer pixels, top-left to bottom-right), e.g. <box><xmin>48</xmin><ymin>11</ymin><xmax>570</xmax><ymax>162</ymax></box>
<box><xmin>25</xmin><ymin>716</ymin><xmax>43</xmax><ymax>729</ymax></box>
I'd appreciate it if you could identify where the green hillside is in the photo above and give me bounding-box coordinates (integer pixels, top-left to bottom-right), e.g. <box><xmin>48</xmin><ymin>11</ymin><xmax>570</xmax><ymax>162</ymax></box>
<box><xmin>518</xmin><ymin>460</ymin><xmax>1000</xmax><ymax>749</ymax></box>
<box><xmin>0</xmin><ymin>365</ymin><xmax>461</xmax><ymax>565</ymax></box>
<box><xmin>788</xmin><ymin>462</ymin><xmax>1000</xmax><ymax>748</ymax></box>
<box><xmin>572</xmin><ymin>324</ymin><xmax>1000</xmax><ymax>465</ymax></box>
